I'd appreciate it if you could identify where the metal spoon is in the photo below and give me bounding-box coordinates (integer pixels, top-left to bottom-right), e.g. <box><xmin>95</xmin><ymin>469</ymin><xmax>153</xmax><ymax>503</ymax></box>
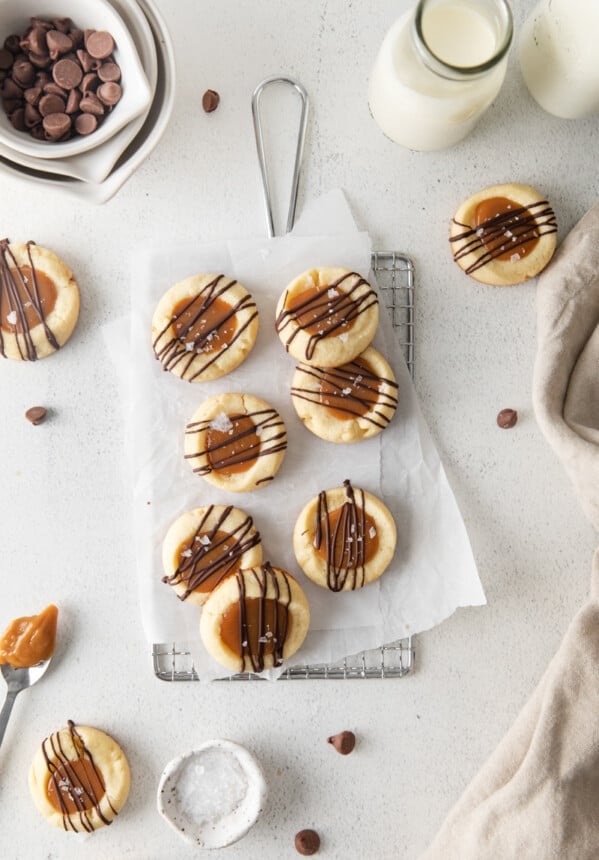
<box><xmin>0</xmin><ymin>659</ymin><xmax>52</xmax><ymax>749</ymax></box>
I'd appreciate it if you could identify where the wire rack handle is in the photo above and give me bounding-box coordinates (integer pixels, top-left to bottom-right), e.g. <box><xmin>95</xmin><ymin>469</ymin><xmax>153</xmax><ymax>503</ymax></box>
<box><xmin>251</xmin><ymin>76</ymin><xmax>309</xmax><ymax>238</ymax></box>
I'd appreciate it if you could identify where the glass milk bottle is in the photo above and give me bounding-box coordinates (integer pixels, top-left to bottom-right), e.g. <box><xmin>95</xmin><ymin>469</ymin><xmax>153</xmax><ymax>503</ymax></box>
<box><xmin>519</xmin><ymin>0</ymin><xmax>599</xmax><ymax>118</ymax></box>
<box><xmin>368</xmin><ymin>0</ymin><xmax>513</xmax><ymax>151</ymax></box>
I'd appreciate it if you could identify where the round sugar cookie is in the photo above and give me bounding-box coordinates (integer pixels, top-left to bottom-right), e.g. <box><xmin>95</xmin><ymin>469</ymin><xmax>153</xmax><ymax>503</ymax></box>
<box><xmin>29</xmin><ymin>721</ymin><xmax>130</xmax><ymax>832</ymax></box>
<box><xmin>162</xmin><ymin>505</ymin><xmax>263</xmax><ymax>605</ymax></box>
<box><xmin>152</xmin><ymin>273</ymin><xmax>259</xmax><ymax>382</ymax></box>
<box><xmin>275</xmin><ymin>267</ymin><xmax>379</xmax><ymax>367</ymax></box>
<box><xmin>293</xmin><ymin>479</ymin><xmax>397</xmax><ymax>591</ymax></box>
<box><xmin>291</xmin><ymin>346</ymin><xmax>398</xmax><ymax>443</ymax></box>
<box><xmin>449</xmin><ymin>183</ymin><xmax>557</xmax><ymax>285</ymax></box>
<box><xmin>0</xmin><ymin>240</ymin><xmax>79</xmax><ymax>361</ymax></box>
<box><xmin>199</xmin><ymin>563</ymin><xmax>310</xmax><ymax>673</ymax></box>
<box><xmin>184</xmin><ymin>392</ymin><xmax>287</xmax><ymax>492</ymax></box>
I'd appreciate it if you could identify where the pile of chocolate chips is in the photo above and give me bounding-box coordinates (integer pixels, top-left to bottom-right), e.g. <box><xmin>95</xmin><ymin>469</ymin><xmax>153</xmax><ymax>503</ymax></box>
<box><xmin>0</xmin><ymin>17</ymin><xmax>122</xmax><ymax>142</ymax></box>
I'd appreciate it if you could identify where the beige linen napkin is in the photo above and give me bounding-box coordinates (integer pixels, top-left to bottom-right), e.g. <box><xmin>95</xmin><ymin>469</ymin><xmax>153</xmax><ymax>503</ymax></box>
<box><xmin>421</xmin><ymin>200</ymin><xmax>599</xmax><ymax>859</ymax></box>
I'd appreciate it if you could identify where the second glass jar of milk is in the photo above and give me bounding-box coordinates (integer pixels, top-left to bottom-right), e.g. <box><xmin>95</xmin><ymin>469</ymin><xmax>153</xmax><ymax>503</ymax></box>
<box><xmin>369</xmin><ymin>0</ymin><xmax>513</xmax><ymax>151</ymax></box>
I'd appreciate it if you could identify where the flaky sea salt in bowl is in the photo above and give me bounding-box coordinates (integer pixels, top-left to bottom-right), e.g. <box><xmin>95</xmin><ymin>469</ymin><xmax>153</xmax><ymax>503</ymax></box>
<box><xmin>157</xmin><ymin>740</ymin><xmax>268</xmax><ymax>849</ymax></box>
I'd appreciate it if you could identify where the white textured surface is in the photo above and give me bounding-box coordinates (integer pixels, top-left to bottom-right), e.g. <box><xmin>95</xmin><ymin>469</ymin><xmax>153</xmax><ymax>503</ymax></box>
<box><xmin>0</xmin><ymin>1</ymin><xmax>596</xmax><ymax>859</ymax></box>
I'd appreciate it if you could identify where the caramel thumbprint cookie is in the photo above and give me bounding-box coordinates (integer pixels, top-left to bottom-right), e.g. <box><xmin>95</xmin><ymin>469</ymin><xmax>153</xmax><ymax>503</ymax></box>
<box><xmin>162</xmin><ymin>505</ymin><xmax>263</xmax><ymax>605</ymax></box>
<box><xmin>29</xmin><ymin>721</ymin><xmax>130</xmax><ymax>832</ymax></box>
<box><xmin>199</xmin><ymin>563</ymin><xmax>310</xmax><ymax>673</ymax></box>
<box><xmin>449</xmin><ymin>183</ymin><xmax>557</xmax><ymax>285</ymax></box>
<box><xmin>293</xmin><ymin>479</ymin><xmax>397</xmax><ymax>591</ymax></box>
<box><xmin>152</xmin><ymin>274</ymin><xmax>259</xmax><ymax>382</ymax></box>
<box><xmin>184</xmin><ymin>393</ymin><xmax>287</xmax><ymax>492</ymax></box>
<box><xmin>291</xmin><ymin>346</ymin><xmax>398</xmax><ymax>443</ymax></box>
<box><xmin>0</xmin><ymin>240</ymin><xmax>79</xmax><ymax>361</ymax></box>
<box><xmin>275</xmin><ymin>267</ymin><xmax>379</xmax><ymax>367</ymax></box>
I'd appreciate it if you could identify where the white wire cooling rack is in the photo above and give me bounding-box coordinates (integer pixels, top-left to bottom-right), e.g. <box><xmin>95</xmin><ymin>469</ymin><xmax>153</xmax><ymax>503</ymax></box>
<box><xmin>153</xmin><ymin>250</ymin><xmax>416</xmax><ymax>681</ymax></box>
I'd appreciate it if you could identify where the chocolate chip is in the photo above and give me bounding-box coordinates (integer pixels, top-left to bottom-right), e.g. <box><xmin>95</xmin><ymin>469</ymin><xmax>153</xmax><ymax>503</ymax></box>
<box><xmin>294</xmin><ymin>830</ymin><xmax>320</xmax><ymax>856</ymax></box>
<box><xmin>85</xmin><ymin>30</ymin><xmax>115</xmax><ymax>60</ymax></box>
<box><xmin>202</xmin><ymin>88</ymin><xmax>220</xmax><ymax>112</ymax></box>
<box><xmin>1</xmin><ymin>78</ymin><xmax>23</xmax><ymax>99</ymax></box>
<box><xmin>4</xmin><ymin>35</ymin><xmax>20</xmax><ymax>55</ymax></box>
<box><xmin>497</xmin><ymin>408</ymin><xmax>518</xmax><ymax>429</ymax></box>
<box><xmin>43</xmin><ymin>81</ymin><xmax>67</xmax><ymax>98</ymax></box>
<box><xmin>0</xmin><ymin>48</ymin><xmax>13</xmax><ymax>70</ymax></box>
<box><xmin>69</xmin><ymin>29</ymin><xmax>84</xmax><ymax>49</ymax></box>
<box><xmin>25</xmin><ymin>406</ymin><xmax>47</xmax><ymax>425</ymax></box>
<box><xmin>79</xmin><ymin>92</ymin><xmax>104</xmax><ymax>116</ymax></box>
<box><xmin>29</xmin><ymin>52</ymin><xmax>51</xmax><ymax>69</ymax></box>
<box><xmin>97</xmin><ymin>81</ymin><xmax>121</xmax><ymax>106</ymax></box>
<box><xmin>30</xmin><ymin>123</ymin><xmax>46</xmax><ymax>139</ymax></box>
<box><xmin>327</xmin><ymin>731</ymin><xmax>356</xmax><ymax>755</ymax></box>
<box><xmin>3</xmin><ymin>98</ymin><xmax>22</xmax><ymax>115</ymax></box>
<box><xmin>27</xmin><ymin>27</ymin><xmax>48</xmax><ymax>56</ymax></box>
<box><xmin>47</xmin><ymin>30</ymin><xmax>73</xmax><ymax>60</ymax></box>
<box><xmin>39</xmin><ymin>92</ymin><xmax>66</xmax><ymax>116</ymax></box>
<box><xmin>76</xmin><ymin>48</ymin><xmax>94</xmax><ymax>73</ymax></box>
<box><xmin>35</xmin><ymin>71</ymin><xmax>51</xmax><ymax>88</ymax></box>
<box><xmin>24</xmin><ymin>103</ymin><xmax>41</xmax><ymax>127</ymax></box>
<box><xmin>52</xmin><ymin>57</ymin><xmax>82</xmax><ymax>89</ymax></box>
<box><xmin>65</xmin><ymin>88</ymin><xmax>80</xmax><ymax>113</ymax></box>
<box><xmin>52</xmin><ymin>18</ymin><xmax>72</xmax><ymax>35</ymax></box>
<box><xmin>75</xmin><ymin>112</ymin><xmax>97</xmax><ymax>135</ymax></box>
<box><xmin>80</xmin><ymin>72</ymin><xmax>98</xmax><ymax>94</ymax></box>
<box><xmin>42</xmin><ymin>111</ymin><xmax>71</xmax><ymax>139</ymax></box>
<box><xmin>10</xmin><ymin>107</ymin><xmax>26</xmax><ymax>130</ymax></box>
<box><xmin>24</xmin><ymin>86</ymin><xmax>42</xmax><ymax>105</ymax></box>
<box><xmin>97</xmin><ymin>61</ymin><xmax>120</xmax><ymax>83</ymax></box>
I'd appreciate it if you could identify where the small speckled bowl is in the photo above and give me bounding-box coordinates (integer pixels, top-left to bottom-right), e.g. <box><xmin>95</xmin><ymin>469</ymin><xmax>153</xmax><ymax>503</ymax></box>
<box><xmin>157</xmin><ymin>739</ymin><xmax>268</xmax><ymax>849</ymax></box>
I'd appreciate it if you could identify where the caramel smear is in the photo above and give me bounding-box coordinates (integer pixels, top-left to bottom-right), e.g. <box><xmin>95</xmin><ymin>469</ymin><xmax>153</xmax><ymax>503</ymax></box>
<box><xmin>171</xmin><ymin>295</ymin><xmax>237</xmax><ymax>355</ymax></box>
<box><xmin>0</xmin><ymin>266</ymin><xmax>58</xmax><ymax>334</ymax></box>
<box><xmin>474</xmin><ymin>197</ymin><xmax>540</xmax><ymax>262</ymax></box>
<box><xmin>46</xmin><ymin>757</ymin><xmax>106</xmax><ymax>815</ymax></box>
<box><xmin>0</xmin><ymin>604</ymin><xmax>58</xmax><ymax>668</ymax></box>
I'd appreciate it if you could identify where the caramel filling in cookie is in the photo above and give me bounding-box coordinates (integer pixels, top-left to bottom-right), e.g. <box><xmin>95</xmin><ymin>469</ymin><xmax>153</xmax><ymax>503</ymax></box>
<box><xmin>1</xmin><ymin>266</ymin><xmax>57</xmax><ymax>333</ymax></box>
<box><xmin>46</xmin><ymin>757</ymin><xmax>107</xmax><ymax>817</ymax></box>
<box><xmin>315</xmin><ymin>504</ymin><xmax>379</xmax><ymax>568</ymax></box>
<box><xmin>276</xmin><ymin>271</ymin><xmax>378</xmax><ymax>361</ymax></box>
<box><xmin>315</xmin><ymin>480</ymin><xmax>378</xmax><ymax>591</ymax></box>
<box><xmin>452</xmin><ymin>197</ymin><xmax>557</xmax><ymax>275</ymax></box>
<box><xmin>475</xmin><ymin>197</ymin><xmax>540</xmax><ymax>261</ymax></box>
<box><xmin>206</xmin><ymin>414</ymin><xmax>261</xmax><ymax>475</ymax></box>
<box><xmin>171</xmin><ymin>295</ymin><xmax>237</xmax><ymax>355</ymax></box>
<box><xmin>221</xmin><ymin>596</ymin><xmax>290</xmax><ymax>665</ymax></box>
<box><xmin>319</xmin><ymin>358</ymin><xmax>380</xmax><ymax>420</ymax></box>
<box><xmin>173</xmin><ymin>530</ymin><xmax>245</xmax><ymax>597</ymax></box>
<box><xmin>42</xmin><ymin>721</ymin><xmax>115</xmax><ymax>831</ymax></box>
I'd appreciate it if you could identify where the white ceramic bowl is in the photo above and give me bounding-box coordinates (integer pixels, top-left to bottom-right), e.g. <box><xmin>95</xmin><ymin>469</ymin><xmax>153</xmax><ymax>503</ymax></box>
<box><xmin>0</xmin><ymin>0</ymin><xmax>158</xmax><ymax>182</ymax></box>
<box><xmin>0</xmin><ymin>0</ymin><xmax>152</xmax><ymax>158</ymax></box>
<box><xmin>0</xmin><ymin>0</ymin><xmax>175</xmax><ymax>202</ymax></box>
<box><xmin>157</xmin><ymin>740</ymin><xmax>268</xmax><ymax>849</ymax></box>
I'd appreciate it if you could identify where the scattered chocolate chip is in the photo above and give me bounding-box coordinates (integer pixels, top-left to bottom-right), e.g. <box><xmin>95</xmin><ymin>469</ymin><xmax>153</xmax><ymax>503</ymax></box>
<box><xmin>85</xmin><ymin>30</ymin><xmax>114</xmax><ymax>60</ymax></box>
<box><xmin>327</xmin><ymin>730</ymin><xmax>356</xmax><ymax>755</ymax></box>
<box><xmin>295</xmin><ymin>830</ymin><xmax>320</xmax><ymax>856</ymax></box>
<box><xmin>25</xmin><ymin>406</ymin><xmax>47</xmax><ymax>425</ymax></box>
<box><xmin>202</xmin><ymin>88</ymin><xmax>220</xmax><ymax>112</ymax></box>
<box><xmin>497</xmin><ymin>408</ymin><xmax>518</xmax><ymax>429</ymax></box>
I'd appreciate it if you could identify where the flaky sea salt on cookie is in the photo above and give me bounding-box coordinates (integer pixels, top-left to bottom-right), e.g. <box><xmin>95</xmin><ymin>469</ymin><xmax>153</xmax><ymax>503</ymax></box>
<box><xmin>152</xmin><ymin>274</ymin><xmax>259</xmax><ymax>382</ymax></box>
<box><xmin>0</xmin><ymin>240</ymin><xmax>79</xmax><ymax>361</ymax></box>
<box><xmin>275</xmin><ymin>267</ymin><xmax>379</xmax><ymax>367</ymax></box>
<box><xmin>449</xmin><ymin>183</ymin><xmax>557</xmax><ymax>286</ymax></box>
<box><xmin>162</xmin><ymin>505</ymin><xmax>262</xmax><ymax>605</ymax></box>
<box><xmin>291</xmin><ymin>346</ymin><xmax>398</xmax><ymax>443</ymax></box>
<box><xmin>199</xmin><ymin>563</ymin><xmax>310</xmax><ymax>673</ymax></box>
<box><xmin>293</xmin><ymin>479</ymin><xmax>397</xmax><ymax>591</ymax></box>
<box><xmin>184</xmin><ymin>393</ymin><xmax>287</xmax><ymax>492</ymax></box>
<box><xmin>29</xmin><ymin>721</ymin><xmax>130</xmax><ymax>832</ymax></box>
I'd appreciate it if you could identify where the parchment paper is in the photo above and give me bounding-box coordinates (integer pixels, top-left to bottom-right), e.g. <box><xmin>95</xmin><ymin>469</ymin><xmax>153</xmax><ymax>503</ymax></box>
<box><xmin>115</xmin><ymin>190</ymin><xmax>485</xmax><ymax>679</ymax></box>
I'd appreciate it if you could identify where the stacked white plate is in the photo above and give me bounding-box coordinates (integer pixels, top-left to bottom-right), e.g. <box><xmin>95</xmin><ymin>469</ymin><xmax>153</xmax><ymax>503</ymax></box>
<box><xmin>0</xmin><ymin>0</ymin><xmax>175</xmax><ymax>203</ymax></box>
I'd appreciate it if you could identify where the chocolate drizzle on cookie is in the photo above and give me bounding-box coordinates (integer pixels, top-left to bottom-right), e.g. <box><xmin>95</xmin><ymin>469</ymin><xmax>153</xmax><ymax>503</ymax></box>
<box><xmin>292</xmin><ymin>357</ymin><xmax>398</xmax><ymax>427</ymax></box>
<box><xmin>42</xmin><ymin>720</ymin><xmax>115</xmax><ymax>832</ymax></box>
<box><xmin>276</xmin><ymin>271</ymin><xmax>378</xmax><ymax>361</ymax></box>
<box><xmin>162</xmin><ymin>506</ymin><xmax>261</xmax><ymax>600</ymax></box>
<box><xmin>450</xmin><ymin>198</ymin><xmax>557</xmax><ymax>275</ymax></box>
<box><xmin>314</xmin><ymin>479</ymin><xmax>378</xmax><ymax>591</ymax></box>
<box><xmin>233</xmin><ymin>563</ymin><xmax>292</xmax><ymax>672</ymax></box>
<box><xmin>185</xmin><ymin>407</ymin><xmax>287</xmax><ymax>476</ymax></box>
<box><xmin>0</xmin><ymin>239</ymin><xmax>59</xmax><ymax>361</ymax></box>
<box><xmin>153</xmin><ymin>274</ymin><xmax>258</xmax><ymax>381</ymax></box>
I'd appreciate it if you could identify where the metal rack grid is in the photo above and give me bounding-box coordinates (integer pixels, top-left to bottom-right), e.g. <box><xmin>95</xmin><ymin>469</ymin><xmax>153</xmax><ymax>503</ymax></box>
<box><xmin>153</xmin><ymin>251</ymin><xmax>416</xmax><ymax>681</ymax></box>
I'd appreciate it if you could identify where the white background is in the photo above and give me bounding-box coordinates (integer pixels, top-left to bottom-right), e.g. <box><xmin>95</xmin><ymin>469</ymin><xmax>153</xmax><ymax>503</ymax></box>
<box><xmin>0</xmin><ymin>1</ymin><xmax>596</xmax><ymax>858</ymax></box>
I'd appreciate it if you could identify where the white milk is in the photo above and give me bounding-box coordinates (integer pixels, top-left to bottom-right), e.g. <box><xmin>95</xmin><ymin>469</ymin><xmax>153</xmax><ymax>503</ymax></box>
<box><xmin>369</xmin><ymin>0</ymin><xmax>512</xmax><ymax>151</ymax></box>
<box><xmin>519</xmin><ymin>0</ymin><xmax>599</xmax><ymax>118</ymax></box>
